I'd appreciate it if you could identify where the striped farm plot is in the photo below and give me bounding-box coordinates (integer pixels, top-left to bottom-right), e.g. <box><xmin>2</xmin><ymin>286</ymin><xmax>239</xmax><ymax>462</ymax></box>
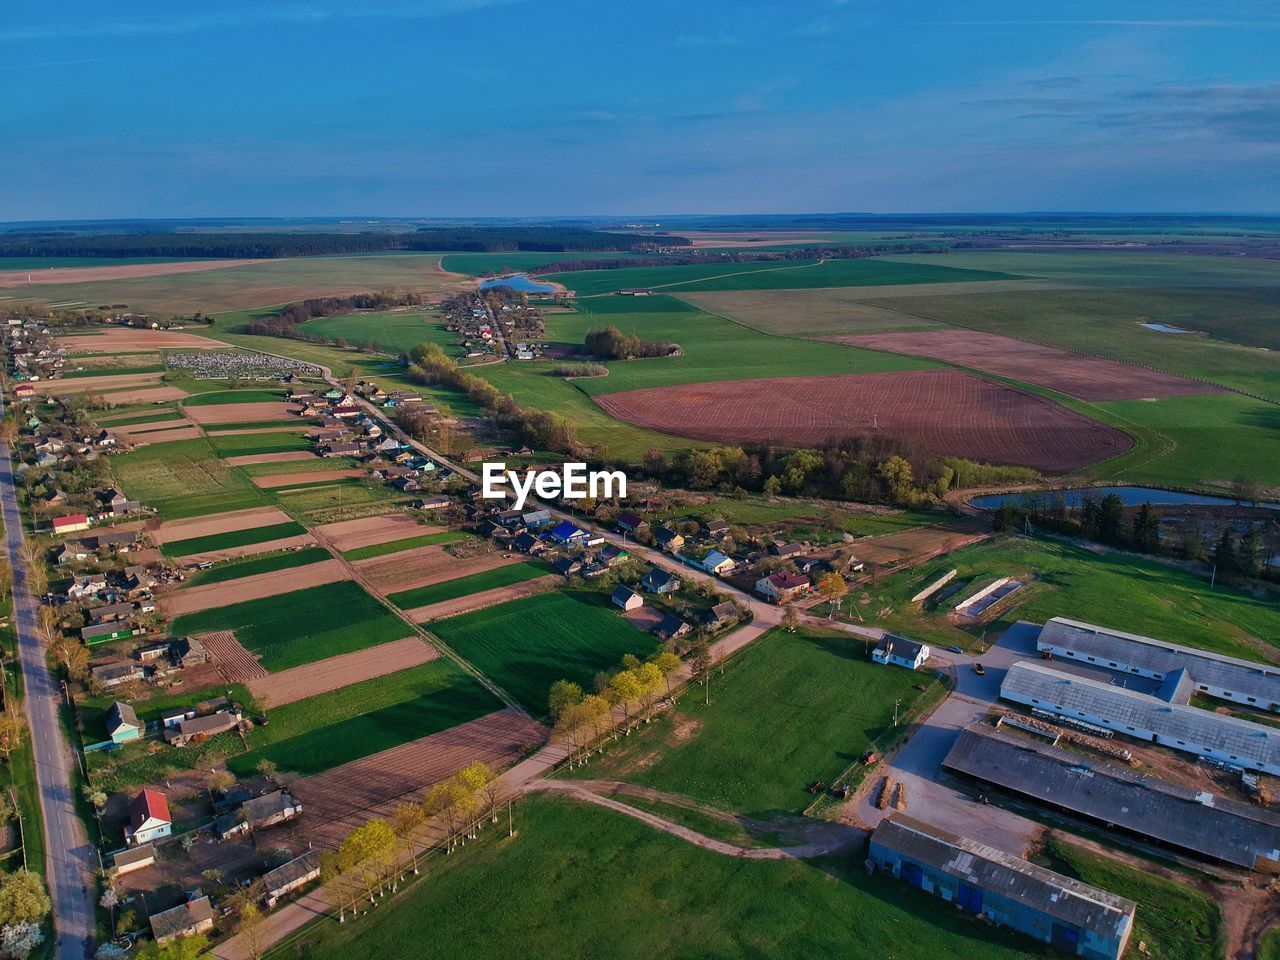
<box><xmin>247</xmin><ymin>636</ymin><xmax>437</xmax><ymax>708</ymax></box>
<box><xmin>355</xmin><ymin>544</ymin><xmax>520</xmax><ymax>596</ymax></box>
<box><xmin>160</xmin><ymin>557</ymin><xmax>349</xmax><ymax>617</ymax></box>
<box><xmin>406</xmin><ymin>574</ymin><xmax>559</xmax><ymax>622</ymax></box>
<box><xmin>314</xmin><ymin>513</ymin><xmax>448</xmax><ymax>553</ymax></box>
<box><xmin>253</xmin><ymin>468</ymin><xmax>364</xmax><ymax>489</ymax></box>
<box><xmin>33</xmin><ymin>371</ymin><xmax>166</xmax><ymax>395</ymax></box>
<box><xmin>222</xmin><ymin>450</ymin><xmax>318</xmax><ymax>467</ymax></box>
<box><xmin>184</xmin><ymin>401</ymin><xmax>304</xmax><ymax>425</ymax></box>
<box><xmin>198</xmin><ymin>630</ymin><xmax>269</xmax><ymax>683</ymax></box>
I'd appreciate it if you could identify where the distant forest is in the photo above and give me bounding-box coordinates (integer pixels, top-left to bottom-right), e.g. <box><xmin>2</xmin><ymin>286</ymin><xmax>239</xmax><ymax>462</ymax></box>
<box><xmin>0</xmin><ymin>227</ymin><xmax>688</xmax><ymax>260</ymax></box>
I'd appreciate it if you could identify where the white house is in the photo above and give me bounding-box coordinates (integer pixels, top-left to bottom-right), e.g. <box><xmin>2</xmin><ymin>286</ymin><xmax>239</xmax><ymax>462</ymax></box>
<box><xmin>873</xmin><ymin>635</ymin><xmax>931</xmax><ymax>670</ymax></box>
<box><xmin>126</xmin><ymin>789</ymin><xmax>172</xmax><ymax>846</ymax></box>
<box><xmin>612</xmin><ymin>586</ymin><xmax>644</xmax><ymax>611</ymax></box>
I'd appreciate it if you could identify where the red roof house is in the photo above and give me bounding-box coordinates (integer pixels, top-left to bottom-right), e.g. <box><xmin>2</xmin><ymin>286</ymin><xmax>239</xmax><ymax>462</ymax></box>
<box><xmin>51</xmin><ymin>514</ymin><xmax>90</xmax><ymax>535</ymax></box>
<box><xmin>127</xmin><ymin>789</ymin><xmax>172</xmax><ymax>846</ymax></box>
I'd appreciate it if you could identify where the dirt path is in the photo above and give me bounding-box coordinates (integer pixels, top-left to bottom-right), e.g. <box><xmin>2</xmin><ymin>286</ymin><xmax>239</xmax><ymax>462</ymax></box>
<box><xmin>161</xmin><ymin>558</ymin><xmax>347</xmax><ymax>617</ymax></box>
<box><xmin>405</xmin><ymin>575</ymin><xmax>558</xmax><ymax>621</ymax></box>
<box><xmin>248</xmin><ymin>636</ymin><xmax>436</xmax><ymax>707</ymax></box>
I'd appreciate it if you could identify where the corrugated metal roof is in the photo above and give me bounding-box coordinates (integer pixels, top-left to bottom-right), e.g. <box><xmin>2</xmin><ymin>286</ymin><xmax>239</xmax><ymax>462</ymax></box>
<box><xmin>1002</xmin><ymin>662</ymin><xmax>1280</xmax><ymax>771</ymax></box>
<box><xmin>872</xmin><ymin>814</ymin><xmax>1135</xmax><ymax>937</ymax></box>
<box><xmin>943</xmin><ymin>724</ymin><xmax>1280</xmax><ymax>869</ymax></box>
<box><xmin>1040</xmin><ymin>618</ymin><xmax>1280</xmax><ymax>707</ymax></box>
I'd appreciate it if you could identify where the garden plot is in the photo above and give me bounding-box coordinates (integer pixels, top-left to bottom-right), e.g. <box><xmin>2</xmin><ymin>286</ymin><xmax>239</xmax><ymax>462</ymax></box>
<box><xmin>222</xmin><ymin>450</ymin><xmax>317</xmax><ymax>467</ymax></box>
<box><xmin>253</xmin><ymin>468</ymin><xmax>363</xmax><ymax>489</ymax></box>
<box><xmin>54</xmin><ymin>328</ymin><xmax>230</xmax><ymax>352</ymax></box>
<box><xmin>315</xmin><ymin>514</ymin><xmax>444</xmax><ymax>553</ymax></box>
<box><xmin>160</xmin><ymin>558</ymin><xmax>348</xmax><ymax>617</ymax></box>
<box><xmin>355</xmin><ymin>545</ymin><xmax>518</xmax><ymax>595</ymax></box>
<box><xmin>247</xmin><ymin>637</ymin><xmax>436</xmax><ymax>707</ymax></box>
<box><xmin>33</xmin><ymin>371</ymin><xmax>165</xmax><ymax>395</ymax></box>
<box><xmin>198</xmin><ymin>630</ymin><xmax>268</xmax><ymax>683</ymax></box>
<box><xmin>150</xmin><ymin>505</ymin><xmax>293</xmax><ymax>544</ymax></box>
<box><xmin>183</xmin><ymin>401</ymin><xmax>303</xmax><ymax>425</ymax></box>
<box><xmin>406</xmin><ymin>575</ymin><xmax>558</xmax><ymax>622</ymax></box>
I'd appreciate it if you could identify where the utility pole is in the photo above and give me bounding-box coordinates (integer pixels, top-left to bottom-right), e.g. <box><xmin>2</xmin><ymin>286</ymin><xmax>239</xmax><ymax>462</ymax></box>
<box><xmin>893</xmin><ymin>698</ymin><xmax>902</xmax><ymax>727</ymax></box>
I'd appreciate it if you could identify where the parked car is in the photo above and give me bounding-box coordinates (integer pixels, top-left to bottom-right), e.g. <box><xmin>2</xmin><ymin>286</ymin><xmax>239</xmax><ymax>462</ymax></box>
<box><xmin>948</xmin><ymin>645</ymin><xmax>963</xmax><ymax>654</ymax></box>
<box><xmin>973</xmin><ymin>663</ymin><xmax>986</xmax><ymax>676</ymax></box>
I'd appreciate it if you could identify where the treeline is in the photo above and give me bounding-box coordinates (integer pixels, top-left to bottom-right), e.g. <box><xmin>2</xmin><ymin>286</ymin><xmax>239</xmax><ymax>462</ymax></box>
<box><xmin>641</xmin><ymin>436</ymin><xmax>1037</xmax><ymax>506</ymax></box>
<box><xmin>992</xmin><ymin>492</ymin><xmax>1275</xmax><ymax>582</ymax></box>
<box><xmin>244</xmin><ymin>290</ymin><xmax>428</xmax><ymax>338</ymax></box>
<box><xmin>0</xmin><ymin>227</ymin><xmax>686</xmax><ymax>260</ymax></box>
<box><xmin>584</xmin><ymin>326</ymin><xmax>680</xmax><ymax>359</ymax></box>
<box><xmin>527</xmin><ymin>242</ymin><xmax>945</xmax><ymax>275</ymax></box>
<box><xmin>405</xmin><ymin>343</ymin><xmax>581</xmax><ymax>453</ymax></box>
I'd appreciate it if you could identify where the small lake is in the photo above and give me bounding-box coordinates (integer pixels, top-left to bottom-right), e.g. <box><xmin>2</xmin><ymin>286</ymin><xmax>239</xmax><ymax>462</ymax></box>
<box><xmin>1141</xmin><ymin>322</ymin><xmax>1194</xmax><ymax>334</ymax></box>
<box><xmin>479</xmin><ymin>273</ymin><xmax>557</xmax><ymax>293</ymax></box>
<box><xmin>971</xmin><ymin>486</ymin><xmax>1279</xmax><ymax>511</ymax></box>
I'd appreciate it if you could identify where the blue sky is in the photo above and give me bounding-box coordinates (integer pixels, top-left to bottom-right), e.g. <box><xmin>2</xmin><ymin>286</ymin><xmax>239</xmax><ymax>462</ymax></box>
<box><xmin>3</xmin><ymin>0</ymin><xmax>1279</xmax><ymax>218</ymax></box>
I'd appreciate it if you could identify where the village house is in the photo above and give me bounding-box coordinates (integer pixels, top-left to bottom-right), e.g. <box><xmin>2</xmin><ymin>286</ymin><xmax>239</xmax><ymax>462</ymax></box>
<box><xmin>548</xmin><ymin>520</ymin><xmax>589</xmax><ymax>545</ymax></box>
<box><xmin>512</xmin><ymin>531</ymin><xmax>545</xmax><ymax>555</ymax></box>
<box><xmin>67</xmin><ymin>573</ymin><xmax>108</xmax><ymax>600</ymax></box>
<box><xmin>615</xmin><ymin>511</ymin><xmax>647</xmax><ymax>534</ymax></box>
<box><xmin>149</xmin><ymin>896</ymin><xmax>215</xmax><ymax>946</ymax></box>
<box><xmin>87</xmin><ymin>600</ymin><xmax>133</xmax><ymax>625</ymax></box>
<box><xmin>126</xmin><ymin>789</ymin><xmax>172</xmax><ymax>845</ymax></box>
<box><xmin>165</xmin><ymin>707</ymin><xmax>242</xmax><ymax>747</ymax></box>
<box><xmin>92</xmin><ymin>529</ymin><xmax>139</xmax><ymax>553</ymax></box>
<box><xmin>653</xmin><ymin>612</ymin><xmax>691</xmax><ymax>641</ymax></box>
<box><xmin>243</xmin><ymin>789</ymin><xmax>303</xmax><ymax>830</ymax></box>
<box><xmin>654</xmin><ymin>526</ymin><xmax>685</xmax><ymax>553</ymax></box>
<box><xmin>641</xmin><ymin>567</ymin><xmax>680</xmax><ymax>594</ymax></box>
<box><xmin>106</xmin><ymin>701</ymin><xmax>143</xmax><ymax>744</ymax></box>
<box><xmin>756</xmin><ymin>571</ymin><xmax>811</xmax><ymax>603</ymax></box>
<box><xmin>693</xmin><ymin>549</ymin><xmax>736</xmax><ymax>576</ymax></box>
<box><xmin>872</xmin><ymin>635</ymin><xmax>931</xmax><ymax>670</ymax></box>
<box><xmin>599</xmin><ymin>544</ymin><xmax>628</xmax><ymax>565</ymax></box>
<box><xmin>705</xmin><ymin>600</ymin><xmax>738</xmax><ymax>629</ymax></box>
<box><xmin>51</xmin><ymin>513</ymin><xmax>91</xmax><ymax>535</ymax></box>
<box><xmin>90</xmin><ymin>660</ymin><xmax>145</xmax><ymax>689</ymax></box>
<box><xmin>110</xmin><ymin>844</ymin><xmax>155</xmax><ymax>878</ymax></box>
<box><xmin>262</xmin><ymin>850</ymin><xmax>322</xmax><ymax>909</ymax></box>
<box><xmin>553</xmin><ymin>556</ymin><xmax>582</xmax><ymax>577</ymax></box>
<box><xmin>612</xmin><ymin>586</ymin><xmax>644</xmax><ymax>611</ymax></box>
<box><xmin>51</xmin><ymin>542</ymin><xmax>89</xmax><ymax>566</ymax></box>
<box><xmin>703</xmin><ymin>519</ymin><xmax>730</xmax><ymax>538</ymax></box>
<box><xmin>82</xmin><ymin>621</ymin><xmax>134</xmax><ymax>644</ymax></box>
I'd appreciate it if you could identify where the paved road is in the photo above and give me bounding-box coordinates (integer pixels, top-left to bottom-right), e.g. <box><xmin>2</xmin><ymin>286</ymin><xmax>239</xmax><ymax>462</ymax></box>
<box><xmin>0</xmin><ymin>402</ymin><xmax>96</xmax><ymax>957</ymax></box>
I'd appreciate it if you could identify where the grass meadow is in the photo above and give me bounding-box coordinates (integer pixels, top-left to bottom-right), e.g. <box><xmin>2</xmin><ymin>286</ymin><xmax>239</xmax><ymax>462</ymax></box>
<box><xmin>298</xmin><ymin>309</ymin><xmax>457</xmax><ymax>356</ymax></box>
<box><xmin>172</xmin><ymin>580</ymin><xmax>409</xmax><ymax>671</ymax></box>
<box><xmin>430</xmin><ymin>590</ymin><xmax>659</xmax><ymax>715</ymax></box>
<box><xmin>207</xmin><ymin>431</ymin><xmax>315</xmax><ymax>457</ymax></box>
<box><xmin>575</xmin><ymin>626</ymin><xmax>932</xmax><ymax>815</ymax></box>
<box><xmin>269</xmin><ymin>794</ymin><xmax>1047</xmax><ymax>960</ymax></box>
<box><xmin>109</xmin><ymin>438</ymin><xmax>268</xmax><ymax>518</ymax></box>
<box><xmin>227</xmin><ymin>659</ymin><xmax>498</xmax><ymax>776</ymax></box>
<box><xmin>389</xmin><ymin>560</ymin><xmax>551</xmax><ymax>611</ymax></box>
<box><xmin>182</xmin><ymin>388</ymin><xmax>288</xmax><ymax>406</ymax></box>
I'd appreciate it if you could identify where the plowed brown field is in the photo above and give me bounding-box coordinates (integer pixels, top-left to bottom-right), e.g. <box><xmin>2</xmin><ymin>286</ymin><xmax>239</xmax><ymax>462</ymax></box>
<box><xmin>222</xmin><ymin>450</ymin><xmax>316</xmax><ymax>467</ymax></box>
<box><xmin>55</xmin><ymin>329</ymin><xmax>228</xmax><ymax>351</ymax></box>
<box><xmin>198</xmin><ymin>630</ymin><xmax>268</xmax><ymax>683</ymax></box>
<box><xmin>34</xmin><ymin>372</ymin><xmax>164</xmax><ymax>394</ymax></box>
<box><xmin>406</xmin><ymin>575</ymin><xmax>558</xmax><ymax>622</ymax></box>
<box><xmin>355</xmin><ymin>545</ymin><xmax>517</xmax><ymax>595</ymax></box>
<box><xmin>177</xmin><ymin>533</ymin><xmax>316</xmax><ymax>564</ymax></box>
<box><xmin>854</xmin><ymin>519</ymin><xmax>990</xmax><ymax>567</ymax></box>
<box><xmin>184</xmin><ymin>402</ymin><xmax>302</xmax><ymax>425</ymax></box>
<box><xmin>152</xmin><ymin>505</ymin><xmax>292</xmax><ymax>544</ymax></box>
<box><xmin>834</xmin><ymin>330</ymin><xmax>1220</xmax><ymax>401</ymax></box>
<box><xmin>0</xmin><ymin>259</ymin><xmax>266</xmax><ymax>287</ymax></box>
<box><xmin>117</xmin><ymin>425</ymin><xmax>205</xmax><ymax>445</ymax></box>
<box><xmin>314</xmin><ymin>514</ymin><xmax>441</xmax><ymax>552</ymax></box>
<box><xmin>596</xmin><ymin>370</ymin><xmax>1131</xmax><ymax>473</ymax></box>
<box><xmin>253</xmin><ymin>469</ymin><xmax>362</xmax><ymax>489</ymax></box>
<box><xmin>161</xmin><ymin>558</ymin><xmax>347</xmax><ymax>617</ymax></box>
<box><xmin>291</xmin><ymin>709</ymin><xmax>546</xmax><ymax>849</ymax></box>
<box><xmin>247</xmin><ymin>637</ymin><xmax>435</xmax><ymax>707</ymax></box>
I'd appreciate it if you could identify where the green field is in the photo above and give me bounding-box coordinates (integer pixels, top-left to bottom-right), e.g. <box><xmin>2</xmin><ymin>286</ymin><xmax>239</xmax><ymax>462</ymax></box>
<box><xmin>576</xmin><ymin>626</ymin><xmax>932</xmax><ymax>814</ymax></box>
<box><xmin>299</xmin><ymin>310</ymin><xmax>456</xmax><ymax>356</ymax></box>
<box><xmin>186</xmin><ymin>546</ymin><xmax>331</xmax><ymax>585</ymax></box>
<box><xmin>543</xmin><ymin>258</ymin><xmax>1017</xmax><ymax>296</ymax></box>
<box><xmin>441</xmin><ymin>251</ymin><xmax>649</xmax><ymax>276</ymax></box>
<box><xmin>1040</xmin><ymin>837</ymin><xmax>1221</xmax><ymax>960</ymax></box>
<box><xmin>227</xmin><ymin>659</ymin><xmax>499</xmax><ymax>777</ymax></box>
<box><xmin>272</xmin><ymin>794</ymin><xmax>1045</xmax><ymax>960</ymax></box>
<box><xmin>182</xmin><ymin>388</ymin><xmax>288</xmax><ymax>406</ymax></box>
<box><xmin>94</xmin><ymin>409</ymin><xmax>183</xmax><ymax>427</ymax></box>
<box><xmin>431</xmin><ymin>590</ymin><xmax>659</xmax><ymax>715</ymax></box>
<box><xmin>160</xmin><ymin>520</ymin><xmax>306</xmax><ymax>558</ymax></box>
<box><xmin>389</xmin><ymin>561</ymin><xmax>551</xmax><ymax>611</ymax></box>
<box><xmin>207</xmin><ymin>431</ymin><xmax>314</xmax><ymax>457</ymax></box>
<box><xmin>342</xmin><ymin>530</ymin><xmax>469</xmax><ymax>561</ymax></box>
<box><xmin>850</xmin><ymin>535</ymin><xmax>1280</xmax><ymax>661</ymax></box>
<box><xmin>172</xmin><ymin>581</ymin><xmax>408</xmax><ymax>671</ymax></box>
<box><xmin>276</xmin><ymin>480</ymin><xmax>405</xmax><ymax>512</ymax></box>
<box><xmin>109</xmin><ymin>438</ymin><xmax>268</xmax><ymax>518</ymax></box>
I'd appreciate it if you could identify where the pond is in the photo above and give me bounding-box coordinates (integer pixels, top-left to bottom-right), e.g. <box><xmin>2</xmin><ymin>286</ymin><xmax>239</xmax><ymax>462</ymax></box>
<box><xmin>970</xmin><ymin>485</ymin><xmax>1279</xmax><ymax>511</ymax></box>
<box><xmin>479</xmin><ymin>274</ymin><xmax>557</xmax><ymax>293</ymax></box>
<box><xmin>1140</xmin><ymin>322</ymin><xmax>1195</xmax><ymax>334</ymax></box>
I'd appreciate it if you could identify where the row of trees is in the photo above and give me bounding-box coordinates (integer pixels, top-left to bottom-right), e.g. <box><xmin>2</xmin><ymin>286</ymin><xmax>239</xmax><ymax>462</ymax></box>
<box><xmin>524</xmin><ymin>241</ymin><xmax>946</xmax><ymax>275</ymax></box>
<box><xmin>583</xmin><ymin>326</ymin><xmax>679</xmax><ymax>360</ymax></box>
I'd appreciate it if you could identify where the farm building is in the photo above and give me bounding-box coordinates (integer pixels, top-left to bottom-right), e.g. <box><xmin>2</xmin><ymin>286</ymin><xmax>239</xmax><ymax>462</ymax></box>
<box><xmin>552</xmin><ymin>556</ymin><xmax>582</xmax><ymax>577</ymax></box>
<box><xmin>1037</xmin><ymin>617</ymin><xmax>1279</xmax><ymax>712</ymax></box>
<box><xmin>106</xmin><ymin>701</ymin><xmax>142</xmax><ymax>744</ymax></box>
<box><xmin>51</xmin><ymin>542</ymin><xmax>89</xmax><ymax>565</ymax></box>
<box><xmin>600</xmin><ymin>544</ymin><xmax>628</xmax><ymax>565</ymax></box>
<box><xmin>51</xmin><ymin>514</ymin><xmax>90</xmax><ymax>535</ymax></box>
<box><xmin>262</xmin><ymin>850</ymin><xmax>321</xmax><ymax>908</ymax></box>
<box><xmin>869</xmin><ymin>815</ymin><xmax>1135</xmax><ymax>960</ymax></box>
<box><xmin>512</xmin><ymin>532</ymin><xmax>544</xmax><ymax>554</ymax></box>
<box><xmin>943</xmin><ymin>724</ymin><xmax>1280</xmax><ymax>871</ymax></box>
<box><xmin>149</xmin><ymin>895</ymin><xmax>215</xmax><ymax>945</ymax></box>
<box><xmin>126</xmin><ymin>789</ymin><xmax>171</xmax><ymax>846</ymax></box>
<box><xmin>521</xmin><ymin>509</ymin><xmax>553</xmax><ymax>529</ymax></box>
<box><xmin>164</xmin><ymin>709</ymin><xmax>242</xmax><ymax>747</ymax></box>
<box><xmin>612</xmin><ymin>586</ymin><xmax>643</xmax><ymax>611</ymax></box>
<box><xmin>81</xmin><ymin>621</ymin><xmax>133</xmax><ymax>644</ymax></box>
<box><xmin>1001</xmin><ymin>662</ymin><xmax>1280</xmax><ymax>774</ymax></box>
<box><xmin>90</xmin><ymin>660</ymin><xmax>143</xmax><ymax>688</ymax></box>
<box><xmin>110</xmin><ymin>843</ymin><xmax>155</xmax><ymax>877</ymax></box>
<box><xmin>653</xmin><ymin>612</ymin><xmax>690</xmax><ymax>641</ymax></box>
<box><xmin>413</xmin><ymin>495</ymin><xmax>451</xmax><ymax>510</ymax></box>
<box><xmin>872</xmin><ymin>635</ymin><xmax>931</xmax><ymax>670</ymax></box>
<box><xmin>641</xmin><ymin>567</ymin><xmax>680</xmax><ymax>594</ymax></box>
<box><xmin>690</xmin><ymin>549</ymin><xmax>735</xmax><ymax>575</ymax></box>
<box><xmin>243</xmin><ymin>789</ymin><xmax>303</xmax><ymax>829</ymax></box>
<box><xmin>88</xmin><ymin>601</ymin><xmax>133</xmax><ymax>625</ymax></box>
<box><xmin>756</xmin><ymin>572</ymin><xmax>811</xmax><ymax>603</ymax></box>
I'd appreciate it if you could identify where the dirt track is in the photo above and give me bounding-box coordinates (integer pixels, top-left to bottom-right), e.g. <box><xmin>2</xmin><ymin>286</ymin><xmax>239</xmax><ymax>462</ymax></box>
<box><xmin>55</xmin><ymin>329</ymin><xmax>229</xmax><ymax>352</ymax></box>
<box><xmin>291</xmin><ymin>709</ymin><xmax>546</xmax><ymax>849</ymax></box>
<box><xmin>253</xmin><ymin>469</ymin><xmax>362</xmax><ymax>489</ymax></box>
<box><xmin>222</xmin><ymin>451</ymin><xmax>316</xmax><ymax>467</ymax></box>
<box><xmin>0</xmin><ymin>259</ymin><xmax>267</xmax><ymax>287</ymax></box>
<box><xmin>355</xmin><ymin>545</ymin><xmax>517</xmax><ymax>595</ymax></box>
<box><xmin>161</xmin><ymin>558</ymin><xmax>347</xmax><ymax>617</ymax></box>
<box><xmin>247</xmin><ymin>637</ymin><xmax>436</xmax><ymax>707</ymax></box>
<box><xmin>836</xmin><ymin>330</ymin><xmax>1221</xmax><ymax>401</ymax></box>
<box><xmin>185</xmin><ymin>401</ymin><xmax>302</xmax><ymax>425</ymax></box>
<box><xmin>597</xmin><ymin>370</ymin><xmax>1133</xmax><ymax>474</ymax></box>
<box><xmin>315</xmin><ymin>514</ymin><xmax>440</xmax><ymax>552</ymax></box>
<box><xmin>152</xmin><ymin>505</ymin><xmax>292</xmax><ymax>544</ymax></box>
<box><xmin>406</xmin><ymin>575</ymin><xmax>558</xmax><ymax>621</ymax></box>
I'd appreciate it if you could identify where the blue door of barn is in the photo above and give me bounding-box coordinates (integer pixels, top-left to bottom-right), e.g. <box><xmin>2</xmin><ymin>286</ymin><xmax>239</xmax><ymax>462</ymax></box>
<box><xmin>900</xmin><ymin>862</ymin><xmax>924</xmax><ymax>888</ymax></box>
<box><xmin>1051</xmin><ymin>923</ymin><xmax>1080</xmax><ymax>952</ymax></box>
<box><xmin>957</xmin><ymin>884</ymin><xmax>983</xmax><ymax>913</ymax></box>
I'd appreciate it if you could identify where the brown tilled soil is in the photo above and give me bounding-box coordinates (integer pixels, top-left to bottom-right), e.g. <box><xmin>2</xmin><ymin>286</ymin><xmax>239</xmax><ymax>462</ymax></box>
<box><xmin>109</xmin><ymin>418</ymin><xmax>192</xmax><ymax>437</ymax></box>
<box><xmin>184</xmin><ymin>402</ymin><xmax>303</xmax><ymax>425</ymax></box>
<box><xmin>222</xmin><ymin>450</ymin><xmax>317</xmax><ymax>467</ymax></box>
<box><xmin>313</xmin><ymin>514</ymin><xmax>439</xmax><ymax>552</ymax></box>
<box><xmin>117</xmin><ymin>425</ymin><xmax>206</xmax><ymax>446</ymax></box>
<box><xmin>854</xmin><ymin>519</ymin><xmax>990</xmax><ymax>567</ymax></box>
<box><xmin>0</xmin><ymin>259</ymin><xmax>268</xmax><ymax>287</ymax></box>
<box><xmin>102</xmin><ymin>386</ymin><xmax>191</xmax><ymax>404</ymax></box>
<box><xmin>152</xmin><ymin>505</ymin><xmax>292</xmax><ymax>544</ymax></box>
<box><xmin>290</xmin><ymin>709</ymin><xmax>546</xmax><ymax>849</ymax></box>
<box><xmin>247</xmin><ymin>637</ymin><xmax>436</xmax><ymax>707</ymax></box>
<box><xmin>161</xmin><ymin>558</ymin><xmax>347</xmax><ymax>617</ymax></box>
<box><xmin>596</xmin><ymin>370</ymin><xmax>1132</xmax><ymax>474</ymax></box>
<box><xmin>198</xmin><ymin>630</ymin><xmax>268</xmax><ymax>683</ymax></box>
<box><xmin>406</xmin><ymin>575</ymin><xmax>558</xmax><ymax>622</ymax></box>
<box><xmin>55</xmin><ymin>329</ymin><xmax>229</xmax><ymax>352</ymax></box>
<box><xmin>356</xmin><ymin>545</ymin><xmax>517</xmax><ymax>595</ymax></box>
<box><xmin>834</xmin><ymin>330</ymin><xmax>1221</xmax><ymax>401</ymax></box>
<box><xmin>253</xmin><ymin>469</ymin><xmax>363</xmax><ymax>489</ymax></box>
<box><xmin>177</xmin><ymin>533</ymin><xmax>316</xmax><ymax>564</ymax></box>
<box><xmin>33</xmin><ymin>372</ymin><xmax>164</xmax><ymax>394</ymax></box>
<box><xmin>211</xmin><ymin>425</ymin><xmax>314</xmax><ymax>437</ymax></box>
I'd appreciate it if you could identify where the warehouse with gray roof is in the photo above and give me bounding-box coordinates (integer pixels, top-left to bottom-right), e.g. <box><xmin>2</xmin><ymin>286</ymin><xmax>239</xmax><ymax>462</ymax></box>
<box><xmin>1001</xmin><ymin>662</ymin><xmax>1280</xmax><ymax>774</ymax></box>
<box><xmin>869</xmin><ymin>814</ymin><xmax>1135</xmax><ymax>960</ymax></box>
<box><xmin>1037</xmin><ymin>617</ymin><xmax>1280</xmax><ymax>712</ymax></box>
<box><xmin>943</xmin><ymin>724</ymin><xmax>1280</xmax><ymax>871</ymax></box>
